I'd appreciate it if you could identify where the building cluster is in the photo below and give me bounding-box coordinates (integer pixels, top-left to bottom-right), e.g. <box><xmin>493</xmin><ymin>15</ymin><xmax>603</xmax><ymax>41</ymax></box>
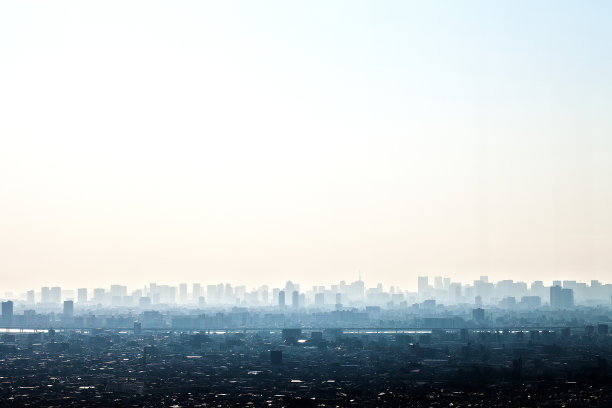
<box><xmin>2</xmin><ymin>277</ymin><xmax>611</xmax><ymax>325</ymax></box>
<box><xmin>2</xmin><ymin>276</ymin><xmax>612</xmax><ymax>405</ymax></box>
<box><xmin>1</xmin><ymin>319</ymin><xmax>611</xmax><ymax>405</ymax></box>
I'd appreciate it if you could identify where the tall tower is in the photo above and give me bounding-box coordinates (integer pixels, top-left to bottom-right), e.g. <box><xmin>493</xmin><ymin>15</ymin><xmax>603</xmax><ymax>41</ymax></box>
<box><xmin>292</xmin><ymin>291</ymin><xmax>299</xmax><ymax>308</ymax></box>
<box><xmin>78</xmin><ymin>288</ymin><xmax>88</xmax><ymax>303</ymax></box>
<box><xmin>278</xmin><ymin>291</ymin><xmax>285</xmax><ymax>308</ymax></box>
<box><xmin>1</xmin><ymin>301</ymin><xmax>14</xmax><ymax>326</ymax></box>
<box><xmin>63</xmin><ymin>300</ymin><xmax>74</xmax><ymax>318</ymax></box>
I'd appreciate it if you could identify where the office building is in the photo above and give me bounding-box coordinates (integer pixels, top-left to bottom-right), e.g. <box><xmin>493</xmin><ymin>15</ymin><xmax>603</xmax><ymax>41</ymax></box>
<box><xmin>63</xmin><ymin>300</ymin><xmax>74</xmax><ymax>318</ymax></box>
<box><xmin>270</xmin><ymin>350</ymin><xmax>282</xmax><ymax>365</ymax></box>
<box><xmin>41</xmin><ymin>287</ymin><xmax>50</xmax><ymax>303</ymax></box>
<box><xmin>26</xmin><ymin>290</ymin><xmax>35</xmax><ymax>304</ymax></box>
<box><xmin>278</xmin><ymin>291</ymin><xmax>285</xmax><ymax>308</ymax></box>
<box><xmin>77</xmin><ymin>288</ymin><xmax>87</xmax><ymax>303</ymax></box>
<box><xmin>192</xmin><ymin>283</ymin><xmax>201</xmax><ymax>301</ymax></box>
<box><xmin>1</xmin><ymin>301</ymin><xmax>13</xmax><ymax>325</ymax></box>
<box><xmin>292</xmin><ymin>291</ymin><xmax>299</xmax><ymax>308</ymax></box>
<box><xmin>550</xmin><ymin>285</ymin><xmax>574</xmax><ymax>309</ymax></box>
<box><xmin>50</xmin><ymin>287</ymin><xmax>61</xmax><ymax>303</ymax></box>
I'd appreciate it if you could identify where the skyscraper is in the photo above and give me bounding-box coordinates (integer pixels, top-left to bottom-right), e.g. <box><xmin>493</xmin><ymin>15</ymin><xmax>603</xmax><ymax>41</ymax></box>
<box><xmin>192</xmin><ymin>283</ymin><xmax>201</xmax><ymax>301</ymax></box>
<box><xmin>78</xmin><ymin>288</ymin><xmax>88</xmax><ymax>303</ymax></box>
<box><xmin>179</xmin><ymin>283</ymin><xmax>187</xmax><ymax>302</ymax></box>
<box><xmin>50</xmin><ymin>287</ymin><xmax>61</xmax><ymax>303</ymax></box>
<box><xmin>1</xmin><ymin>301</ymin><xmax>13</xmax><ymax>325</ymax></box>
<box><xmin>292</xmin><ymin>291</ymin><xmax>299</xmax><ymax>308</ymax></box>
<box><xmin>278</xmin><ymin>291</ymin><xmax>285</xmax><ymax>308</ymax></box>
<box><xmin>26</xmin><ymin>290</ymin><xmax>35</xmax><ymax>304</ymax></box>
<box><xmin>93</xmin><ymin>288</ymin><xmax>105</xmax><ymax>304</ymax></box>
<box><xmin>63</xmin><ymin>300</ymin><xmax>74</xmax><ymax>318</ymax></box>
<box><xmin>41</xmin><ymin>287</ymin><xmax>50</xmax><ymax>303</ymax></box>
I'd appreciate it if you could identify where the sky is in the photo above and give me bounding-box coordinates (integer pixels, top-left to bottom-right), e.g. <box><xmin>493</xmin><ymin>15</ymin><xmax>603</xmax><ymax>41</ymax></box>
<box><xmin>1</xmin><ymin>1</ymin><xmax>611</xmax><ymax>292</ymax></box>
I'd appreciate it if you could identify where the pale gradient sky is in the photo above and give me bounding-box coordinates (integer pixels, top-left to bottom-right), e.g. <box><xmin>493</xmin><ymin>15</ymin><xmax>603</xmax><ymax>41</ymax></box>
<box><xmin>1</xmin><ymin>1</ymin><xmax>611</xmax><ymax>292</ymax></box>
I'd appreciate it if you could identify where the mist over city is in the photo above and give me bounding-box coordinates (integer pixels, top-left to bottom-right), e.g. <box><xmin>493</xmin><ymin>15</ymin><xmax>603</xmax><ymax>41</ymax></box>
<box><xmin>2</xmin><ymin>276</ymin><xmax>612</xmax><ymax>406</ymax></box>
<box><xmin>2</xmin><ymin>0</ymin><xmax>612</xmax><ymax>406</ymax></box>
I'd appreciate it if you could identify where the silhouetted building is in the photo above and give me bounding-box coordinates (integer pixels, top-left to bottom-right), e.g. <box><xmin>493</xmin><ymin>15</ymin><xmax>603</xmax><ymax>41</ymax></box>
<box><xmin>63</xmin><ymin>300</ymin><xmax>74</xmax><ymax>318</ymax></box>
<box><xmin>292</xmin><ymin>291</ymin><xmax>299</xmax><ymax>308</ymax></box>
<box><xmin>77</xmin><ymin>288</ymin><xmax>87</xmax><ymax>303</ymax></box>
<box><xmin>520</xmin><ymin>296</ymin><xmax>541</xmax><ymax>308</ymax></box>
<box><xmin>26</xmin><ymin>290</ymin><xmax>35</xmax><ymax>304</ymax></box>
<box><xmin>192</xmin><ymin>283</ymin><xmax>201</xmax><ymax>301</ymax></box>
<box><xmin>270</xmin><ymin>350</ymin><xmax>282</xmax><ymax>365</ymax></box>
<box><xmin>50</xmin><ymin>286</ymin><xmax>61</xmax><ymax>303</ymax></box>
<box><xmin>282</xmin><ymin>328</ymin><xmax>302</xmax><ymax>342</ymax></box>
<box><xmin>93</xmin><ymin>288</ymin><xmax>105</xmax><ymax>304</ymax></box>
<box><xmin>472</xmin><ymin>308</ymin><xmax>485</xmax><ymax>322</ymax></box>
<box><xmin>41</xmin><ymin>287</ymin><xmax>50</xmax><ymax>303</ymax></box>
<box><xmin>2</xmin><ymin>301</ymin><xmax>13</xmax><ymax>325</ymax></box>
<box><xmin>550</xmin><ymin>285</ymin><xmax>574</xmax><ymax>309</ymax></box>
<box><xmin>278</xmin><ymin>291</ymin><xmax>285</xmax><ymax>308</ymax></box>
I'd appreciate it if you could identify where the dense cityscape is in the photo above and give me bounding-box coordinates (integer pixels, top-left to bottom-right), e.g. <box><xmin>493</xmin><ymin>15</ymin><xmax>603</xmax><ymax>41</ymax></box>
<box><xmin>2</xmin><ymin>276</ymin><xmax>610</xmax><ymax>326</ymax></box>
<box><xmin>1</xmin><ymin>277</ymin><xmax>612</xmax><ymax>406</ymax></box>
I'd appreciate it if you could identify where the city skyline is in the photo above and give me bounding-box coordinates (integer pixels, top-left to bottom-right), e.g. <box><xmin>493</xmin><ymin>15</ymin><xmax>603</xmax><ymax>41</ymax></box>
<box><xmin>2</xmin><ymin>2</ymin><xmax>610</xmax><ymax>405</ymax></box>
<box><xmin>3</xmin><ymin>275</ymin><xmax>612</xmax><ymax>310</ymax></box>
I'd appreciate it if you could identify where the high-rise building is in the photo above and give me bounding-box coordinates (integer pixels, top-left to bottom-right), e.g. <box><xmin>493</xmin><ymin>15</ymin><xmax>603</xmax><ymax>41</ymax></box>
<box><xmin>78</xmin><ymin>288</ymin><xmax>88</xmax><ymax>303</ymax></box>
<box><xmin>41</xmin><ymin>287</ymin><xmax>51</xmax><ymax>303</ymax></box>
<box><xmin>110</xmin><ymin>285</ymin><xmax>127</xmax><ymax>298</ymax></box>
<box><xmin>179</xmin><ymin>283</ymin><xmax>187</xmax><ymax>302</ymax></box>
<box><xmin>550</xmin><ymin>285</ymin><xmax>574</xmax><ymax>309</ymax></box>
<box><xmin>348</xmin><ymin>279</ymin><xmax>364</xmax><ymax>301</ymax></box>
<box><xmin>270</xmin><ymin>350</ymin><xmax>282</xmax><ymax>365</ymax></box>
<box><xmin>1</xmin><ymin>301</ymin><xmax>13</xmax><ymax>325</ymax></box>
<box><xmin>192</xmin><ymin>283</ymin><xmax>201</xmax><ymax>301</ymax></box>
<box><xmin>315</xmin><ymin>293</ymin><xmax>324</xmax><ymax>306</ymax></box>
<box><xmin>278</xmin><ymin>291</ymin><xmax>285</xmax><ymax>308</ymax></box>
<box><xmin>50</xmin><ymin>287</ymin><xmax>61</xmax><ymax>303</ymax></box>
<box><xmin>26</xmin><ymin>290</ymin><xmax>35</xmax><ymax>304</ymax></box>
<box><xmin>93</xmin><ymin>288</ymin><xmax>105</xmax><ymax>304</ymax></box>
<box><xmin>63</xmin><ymin>300</ymin><xmax>74</xmax><ymax>318</ymax></box>
<box><xmin>225</xmin><ymin>283</ymin><xmax>233</xmax><ymax>302</ymax></box>
<box><xmin>292</xmin><ymin>291</ymin><xmax>299</xmax><ymax>308</ymax></box>
<box><xmin>259</xmin><ymin>286</ymin><xmax>269</xmax><ymax>304</ymax></box>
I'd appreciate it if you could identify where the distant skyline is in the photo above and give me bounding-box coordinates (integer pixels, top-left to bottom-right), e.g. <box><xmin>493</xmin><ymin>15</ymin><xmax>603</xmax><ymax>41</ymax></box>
<box><xmin>1</xmin><ymin>1</ymin><xmax>611</xmax><ymax>292</ymax></box>
<box><xmin>3</xmin><ymin>275</ymin><xmax>611</xmax><ymax>299</ymax></box>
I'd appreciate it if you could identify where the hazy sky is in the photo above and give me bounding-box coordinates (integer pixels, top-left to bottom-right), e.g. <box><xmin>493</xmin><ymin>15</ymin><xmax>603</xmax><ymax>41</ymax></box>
<box><xmin>1</xmin><ymin>1</ymin><xmax>611</xmax><ymax>292</ymax></box>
